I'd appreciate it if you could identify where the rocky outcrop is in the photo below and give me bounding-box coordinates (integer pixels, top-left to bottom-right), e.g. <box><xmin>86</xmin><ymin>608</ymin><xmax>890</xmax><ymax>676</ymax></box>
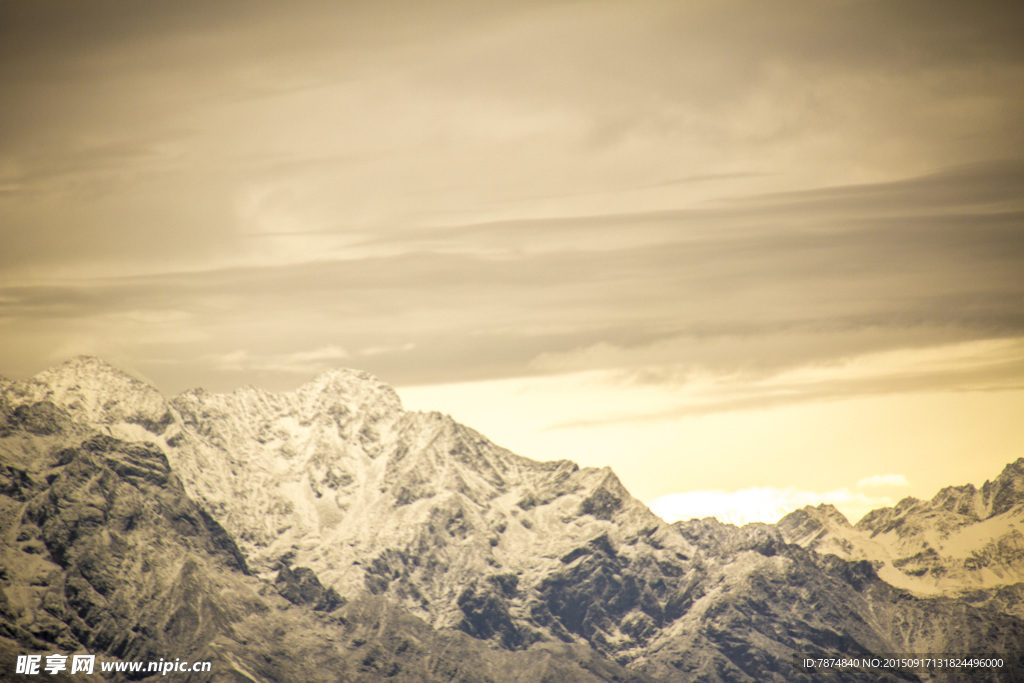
<box><xmin>275</xmin><ymin>565</ymin><xmax>344</xmax><ymax>612</ymax></box>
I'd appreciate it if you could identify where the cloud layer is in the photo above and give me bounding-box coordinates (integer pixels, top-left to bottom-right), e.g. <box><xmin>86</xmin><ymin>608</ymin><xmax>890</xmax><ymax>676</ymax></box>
<box><xmin>2</xmin><ymin>1</ymin><xmax>1022</xmax><ymax>521</ymax></box>
<box><xmin>3</xmin><ymin>160</ymin><xmax>1022</xmax><ymax>396</ymax></box>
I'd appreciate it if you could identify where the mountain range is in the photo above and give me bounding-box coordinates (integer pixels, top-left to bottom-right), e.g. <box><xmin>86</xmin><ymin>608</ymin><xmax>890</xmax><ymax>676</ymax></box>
<box><xmin>778</xmin><ymin>462</ymin><xmax>1024</xmax><ymax>616</ymax></box>
<box><xmin>1</xmin><ymin>357</ymin><xmax>1021</xmax><ymax>681</ymax></box>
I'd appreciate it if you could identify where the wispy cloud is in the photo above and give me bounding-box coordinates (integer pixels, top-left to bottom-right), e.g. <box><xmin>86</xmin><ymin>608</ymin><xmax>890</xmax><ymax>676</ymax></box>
<box><xmin>540</xmin><ymin>338</ymin><xmax>1024</xmax><ymax>429</ymax></box>
<box><xmin>359</xmin><ymin>342</ymin><xmax>416</xmax><ymax>357</ymax></box>
<box><xmin>3</xmin><ymin>160</ymin><xmax>1022</xmax><ymax>393</ymax></box>
<box><xmin>210</xmin><ymin>345</ymin><xmax>350</xmax><ymax>375</ymax></box>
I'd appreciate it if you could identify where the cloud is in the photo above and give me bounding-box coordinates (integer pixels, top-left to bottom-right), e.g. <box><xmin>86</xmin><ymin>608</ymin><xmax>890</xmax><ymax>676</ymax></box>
<box><xmin>1</xmin><ymin>0</ymin><xmax>1022</xmax><ymax>399</ymax></box>
<box><xmin>211</xmin><ymin>345</ymin><xmax>350</xmax><ymax>375</ymax></box>
<box><xmin>647</xmin><ymin>485</ymin><xmax>900</xmax><ymax>526</ymax></box>
<box><xmin>3</xmin><ymin>0</ymin><xmax>1024</xmax><ymax>276</ymax></box>
<box><xmin>359</xmin><ymin>342</ymin><xmax>416</xmax><ymax>357</ymax></box>
<box><xmin>538</xmin><ymin>338</ymin><xmax>1024</xmax><ymax>429</ymax></box>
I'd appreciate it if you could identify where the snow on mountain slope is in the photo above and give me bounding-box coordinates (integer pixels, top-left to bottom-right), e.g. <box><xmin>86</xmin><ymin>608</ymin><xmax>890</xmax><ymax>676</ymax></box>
<box><xmin>779</xmin><ymin>460</ymin><xmax>1024</xmax><ymax>596</ymax></box>
<box><xmin>165</xmin><ymin>366</ymin><xmax>694</xmax><ymax>636</ymax></box>
<box><xmin>5</xmin><ymin>356</ymin><xmax>172</xmax><ymax>438</ymax></box>
<box><xmin>0</xmin><ymin>423</ymin><xmax>651</xmax><ymax>683</ymax></box>
<box><xmin>3</xmin><ymin>359</ymin><xmax>693</xmax><ymax>636</ymax></box>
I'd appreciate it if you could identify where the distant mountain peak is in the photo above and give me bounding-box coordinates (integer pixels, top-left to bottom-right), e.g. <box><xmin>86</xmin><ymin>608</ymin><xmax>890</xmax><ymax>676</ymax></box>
<box><xmin>993</xmin><ymin>457</ymin><xmax>1024</xmax><ymax>483</ymax></box>
<box><xmin>30</xmin><ymin>356</ymin><xmax>162</xmax><ymax>398</ymax></box>
<box><xmin>2</xmin><ymin>356</ymin><xmax>172</xmax><ymax>437</ymax></box>
<box><xmin>812</xmin><ymin>502</ymin><xmax>851</xmax><ymax>525</ymax></box>
<box><xmin>45</xmin><ymin>354</ymin><xmax>134</xmax><ymax>379</ymax></box>
<box><xmin>298</xmin><ymin>366</ymin><xmax>404</xmax><ymax>413</ymax></box>
<box><xmin>779</xmin><ymin>459</ymin><xmax>1024</xmax><ymax>598</ymax></box>
<box><xmin>64</xmin><ymin>353</ymin><xmax>114</xmax><ymax>366</ymax></box>
<box><xmin>982</xmin><ymin>457</ymin><xmax>1024</xmax><ymax>517</ymax></box>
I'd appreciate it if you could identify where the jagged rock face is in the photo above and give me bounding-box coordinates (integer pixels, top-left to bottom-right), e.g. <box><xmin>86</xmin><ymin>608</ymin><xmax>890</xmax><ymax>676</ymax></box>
<box><xmin>779</xmin><ymin>460</ymin><xmax>1024</xmax><ymax>599</ymax></box>
<box><xmin>0</xmin><ymin>429</ymin><xmax>650</xmax><ymax>682</ymax></box>
<box><xmin>0</xmin><ymin>377</ymin><xmax>655</xmax><ymax>683</ymax></box>
<box><xmin>0</xmin><ymin>426</ymin><xmax>254</xmax><ymax>659</ymax></box>
<box><xmin>161</xmin><ymin>365</ymin><xmax>690</xmax><ymax>642</ymax></box>
<box><xmin>657</xmin><ymin>519</ymin><xmax>1024</xmax><ymax>682</ymax></box>
<box><xmin>2</xmin><ymin>358</ymin><xmax>1023</xmax><ymax>682</ymax></box>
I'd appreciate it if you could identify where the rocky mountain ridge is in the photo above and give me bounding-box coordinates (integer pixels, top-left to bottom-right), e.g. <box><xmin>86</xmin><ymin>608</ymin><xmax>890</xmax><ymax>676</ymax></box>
<box><xmin>778</xmin><ymin>459</ymin><xmax>1024</xmax><ymax>602</ymax></box>
<box><xmin>2</xmin><ymin>357</ymin><xmax>1022</xmax><ymax>681</ymax></box>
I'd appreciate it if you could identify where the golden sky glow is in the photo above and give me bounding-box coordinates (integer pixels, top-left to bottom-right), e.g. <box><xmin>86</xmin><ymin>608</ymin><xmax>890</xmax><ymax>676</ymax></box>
<box><xmin>2</xmin><ymin>0</ymin><xmax>1022</xmax><ymax>524</ymax></box>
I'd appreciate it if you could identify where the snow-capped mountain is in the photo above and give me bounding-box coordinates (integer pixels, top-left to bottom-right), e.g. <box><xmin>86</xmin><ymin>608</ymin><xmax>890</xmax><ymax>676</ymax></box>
<box><xmin>2</xmin><ymin>357</ymin><xmax>1022</xmax><ymax>681</ymax></box>
<box><xmin>778</xmin><ymin>460</ymin><xmax>1024</xmax><ymax>604</ymax></box>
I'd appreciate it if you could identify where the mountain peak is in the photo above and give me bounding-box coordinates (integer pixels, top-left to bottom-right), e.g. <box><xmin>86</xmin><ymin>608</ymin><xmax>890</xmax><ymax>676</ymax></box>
<box><xmin>298</xmin><ymin>366</ymin><xmax>403</xmax><ymax>414</ymax></box>
<box><xmin>810</xmin><ymin>502</ymin><xmax>851</xmax><ymax>526</ymax></box>
<box><xmin>34</xmin><ymin>355</ymin><xmax>153</xmax><ymax>391</ymax></box>
<box><xmin>20</xmin><ymin>356</ymin><xmax>170</xmax><ymax>429</ymax></box>
<box><xmin>994</xmin><ymin>457</ymin><xmax>1024</xmax><ymax>482</ymax></box>
<box><xmin>51</xmin><ymin>354</ymin><xmax>127</xmax><ymax>376</ymax></box>
<box><xmin>66</xmin><ymin>354</ymin><xmax>110</xmax><ymax>365</ymax></box>
<box><xmin>981</xmin><ymin>457</ymin><xmax>1024</xmax><ymax>517</ymax></box>
<box><xmin>777</xmin><ymin>503</ymin><xmax>852</xmax><ymax>549</ymax></box>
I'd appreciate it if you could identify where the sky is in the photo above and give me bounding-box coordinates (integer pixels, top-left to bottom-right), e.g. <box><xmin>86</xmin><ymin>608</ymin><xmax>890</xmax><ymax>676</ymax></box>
<box><xmin>2</xmin><ymin>0</ymin><xmax>1023</xmax><ymax>525</ymax></box>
